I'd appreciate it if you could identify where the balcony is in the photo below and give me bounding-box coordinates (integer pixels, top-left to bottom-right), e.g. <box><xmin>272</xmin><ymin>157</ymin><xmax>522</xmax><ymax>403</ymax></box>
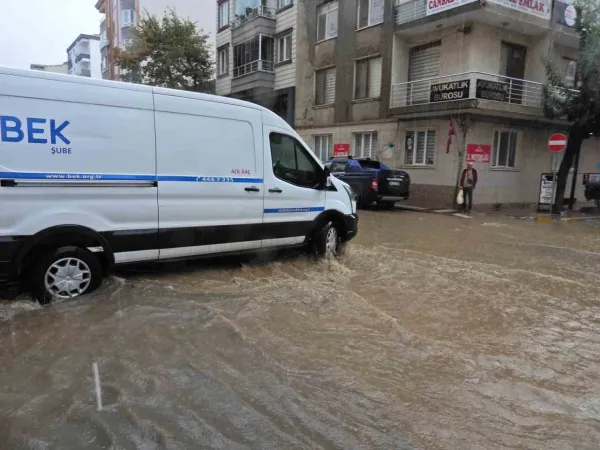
<box><xmin>395</xmin><ymin>0</ymin><xmax>551</xmax><ymax>36</ymax></box>
<box><xmin>231</xmin><ymin>60</ymin><xmax>275</xmax><ymax>94</ymax></box>
<box><xmin>390</xmin><ymin>71</ymin><xmax>574</xmax><ymax>118</ymax></box>
<box><xmin>75</xmin><ymin>53</ymin><xmax>90</xmax><ymax>63</ymax></box>
<box><xmin>232</xmin><ymin>6</ymin><xmax>275</xmax><ymax>30</ymax></box>
<box><xmin>100</xmin><ymin>39</ymin><xmax>109</xmax><ymax>49</ymax></box>
<box><xmin>233</xmin><ymin>60</ymin><xmax>274</xmax><ymax>78</ymax></box>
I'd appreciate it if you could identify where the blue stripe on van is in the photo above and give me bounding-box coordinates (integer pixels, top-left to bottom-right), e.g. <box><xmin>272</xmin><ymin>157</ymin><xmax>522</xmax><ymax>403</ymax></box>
<box><xmin>0</xmin><ymin>172</ymin><xmax>263</xmax><ymax>183</ymax></box>
<box><xmin>157</xmin><ymin>175</ymin><xmax>264</xmax><ymax>183</ymax></box>
<box><xmin>264</xmin><ymin>207</ymin><xmax>325</xmax><ymax>214</ymax></box>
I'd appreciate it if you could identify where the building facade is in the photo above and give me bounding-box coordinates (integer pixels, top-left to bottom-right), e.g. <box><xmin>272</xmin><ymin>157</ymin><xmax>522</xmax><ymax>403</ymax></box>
<box><xmin>95</xmin><ymin>0</ymin><xmax>207</xmax><ymax>80</ymax></box>
<box><xmin>30</xmin><ymin>63</ymin><xmax>69</xmax><ymax>74</ymax></box>
<box><xmin>67</xmin><ymin>34</ymin><xmax>102</xmax><ymax>78</ymax></box>
<box><xmin>293</xmin><ymin>0</ymin><xmax>599</xmax><ymax>208</ymax></box>
<box><xmin>215</xmin><ymin>0</ymin><xmax>297</xmax><ymax>126</ymax></box>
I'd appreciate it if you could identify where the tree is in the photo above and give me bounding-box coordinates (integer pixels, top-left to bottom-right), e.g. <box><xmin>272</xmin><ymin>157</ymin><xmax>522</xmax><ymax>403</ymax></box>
<box><xmin>114</xmin><ymin>10</ymin><xmax>214</xmax><ymax>93</ymax></box>
<box><xmin>543</xmin><ymin>0</ymin><xmax>600</xmax><ymax>213</ymax></box>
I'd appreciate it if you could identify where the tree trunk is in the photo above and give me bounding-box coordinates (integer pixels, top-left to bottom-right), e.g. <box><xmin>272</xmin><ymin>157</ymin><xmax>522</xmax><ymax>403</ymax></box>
<box><xmin>552</xmin><ymin>131</ymin><xmax>584</xmax><ymax>214</ymax></box>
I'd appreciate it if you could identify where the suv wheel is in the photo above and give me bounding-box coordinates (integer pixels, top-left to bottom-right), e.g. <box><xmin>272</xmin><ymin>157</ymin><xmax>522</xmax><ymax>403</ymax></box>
<box><xmin>30</xmin><ymin>246</ymin><xmax>103</xmax><ymax>304</ymax></box>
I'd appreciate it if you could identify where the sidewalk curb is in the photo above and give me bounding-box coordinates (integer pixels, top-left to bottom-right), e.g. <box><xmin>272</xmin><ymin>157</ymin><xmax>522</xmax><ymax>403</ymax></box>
<box><xmin>535</xmin><ymin>215</ymin><xmax>600</xmax><ymax>223</ymax></box>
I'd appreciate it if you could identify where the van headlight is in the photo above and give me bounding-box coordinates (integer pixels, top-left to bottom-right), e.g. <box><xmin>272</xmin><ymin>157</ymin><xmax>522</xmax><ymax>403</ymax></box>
<box><xmin>342</xmin><ymin>184</ymin><xmax>357</xmax><ymax>213</ymax></box>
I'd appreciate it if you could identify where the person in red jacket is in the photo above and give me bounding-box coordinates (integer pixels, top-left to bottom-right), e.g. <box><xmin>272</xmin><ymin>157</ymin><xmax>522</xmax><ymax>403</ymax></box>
<box><xmin>460</xmin><ymin>162</ymin><xmax>478</xmax><ymax>213</ymax></box>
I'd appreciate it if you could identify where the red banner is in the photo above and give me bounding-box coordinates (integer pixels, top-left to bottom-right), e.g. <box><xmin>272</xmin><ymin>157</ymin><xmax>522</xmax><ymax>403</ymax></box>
<box><xmin>333</xmin><ymin>143</ymin><xmax>350</xmax><ymax>157</ymax></box>
<box><xmin>466</xmin><ymin>144</ymin><xmax>491</xmax><ymax>163</ymax></box>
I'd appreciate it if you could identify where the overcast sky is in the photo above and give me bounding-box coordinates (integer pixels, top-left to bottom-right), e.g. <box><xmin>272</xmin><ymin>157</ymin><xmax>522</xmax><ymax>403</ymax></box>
<box><xmin>0</xmin><ymin>0</ymin><xmax>217</xmax><ymax>70</ymax></box>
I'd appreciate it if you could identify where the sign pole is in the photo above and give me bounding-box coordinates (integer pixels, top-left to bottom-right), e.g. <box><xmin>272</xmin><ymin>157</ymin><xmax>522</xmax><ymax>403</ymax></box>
<box><xmin>548</xmin><ymin>133</ymin><xmax>568</xmax><ymax>214</ymax></box>
<box><xmin>568</xmin><ymin>147</ymin><xmax>580</xmax><ymax>210</ymax></box>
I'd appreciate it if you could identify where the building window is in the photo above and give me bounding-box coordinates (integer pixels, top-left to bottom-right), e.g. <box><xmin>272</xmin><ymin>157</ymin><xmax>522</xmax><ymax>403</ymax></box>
<box><xmin>405</xmin><ymin>130</ymin><xmax>435</xmax><ymax>166</ymax></box>
<box><xmin>121</xmin><ymin>39</ymin><xmax>133</xmax><ymax>48</ymax></box>
<box><xmin>276</xmin><ymin>32</ymin><xmax>292</xmax><ymax>63</ymax></box>
<box><xmin>492</xmin><ymin>130</ymin><xmax>518</xmax><ymax>168</ymax></box>
<box><xmin>357</xmin><ymin>0</ymin><xmax>384</xmax><ymax>29</ymax></box>
<box><xmin>277</xmin><ymin>0</ymin><xmax>292</xmax><ymax>9</ymax></box>
<box><xmin>233</xmin><ymin>34</ymin><xmax>274</xmax><ymax>77</ymax></box>
<box><xmin>354</xmin><ymin>132</ymin><xmax>378</xmax><ymax>158</ymax></box>
<box><xmin>354</xmin><ymin>56</ymin><xmax>382</xmax><ymax>99</ymax></box>
<box><xmin>564</xmin><ymin>58</ymin><xmax>577</xmax><ymax>88</ymax></box>
<box><xmin>314</xmin><ymin>135</ymin><xmax>333</xmax><ymax>161</ymax></box>
<box><xmin>315</xmin><ymin>67</ymin><xmax>336</xmax><ymax>105</ymax></box>
<box><xmin>219</xmin><ymin>1</ymin><xmax>229</xmax><ymax>28</ymax></box>
<box><xmin>218</xmin><ymin>47</ymin><xmax>229</xmax><ymax>75</ymax></box>
<box><xmin>317</xmin><ymin>1</ymin><xmax>338</xmax><ymax>42</ymax></box>
<box><xmin>121</xmin><ymin>9</ymin><xmax>136</xmax><ymax>27</ymax></box>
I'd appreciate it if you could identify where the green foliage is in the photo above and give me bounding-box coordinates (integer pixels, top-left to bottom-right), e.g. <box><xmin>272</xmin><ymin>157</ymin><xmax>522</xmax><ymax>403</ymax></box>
<box><xmin>114</xmin><ymin>9</ymin><xmax>214</xmax><ymax>92</ymax></box>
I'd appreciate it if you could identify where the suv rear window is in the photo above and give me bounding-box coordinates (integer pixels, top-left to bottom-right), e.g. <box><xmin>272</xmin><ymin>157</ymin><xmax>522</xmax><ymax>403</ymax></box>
<box><xmin>358</xmin><ymin>160</ymin><xmax>389</xmax><ymax>170</ymax></box>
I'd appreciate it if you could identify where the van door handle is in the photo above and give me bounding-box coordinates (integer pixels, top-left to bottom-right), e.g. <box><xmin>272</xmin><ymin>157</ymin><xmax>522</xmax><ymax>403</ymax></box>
<box><xmin>245</xmin><ymin>186</ymin><xmax>260</xmax><ymax>192</ymax></box>
<box><xmin>268</xmin><ymin>188</ymin><xmax>282</xmax><ymax>193</ymax></box>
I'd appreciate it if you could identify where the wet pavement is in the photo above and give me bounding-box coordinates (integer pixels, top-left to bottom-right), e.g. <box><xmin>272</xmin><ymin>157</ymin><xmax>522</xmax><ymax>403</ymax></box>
<box><xmin>1</xmin><ymin>211</ymin><xmax>600</xmax><ymax>449</ymax></box>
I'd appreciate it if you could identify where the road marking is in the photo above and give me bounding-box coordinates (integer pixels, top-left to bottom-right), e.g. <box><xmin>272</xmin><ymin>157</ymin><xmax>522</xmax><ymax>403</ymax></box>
<box><xmin>93</xmin><ymin>362</ymin><xmax>102</xmax><ymax>411</ymax></box>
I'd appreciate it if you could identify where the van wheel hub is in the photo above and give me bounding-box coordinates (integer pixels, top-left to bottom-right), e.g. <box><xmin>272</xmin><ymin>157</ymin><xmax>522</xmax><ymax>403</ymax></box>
<box><xmin>44</xmin><ymin>257</ymin><xmax>91</xmax><ymax>298</ymax></box>
<box><xmin>326</xmin><ymin>227</ymin><xmax>338</xmax><ymax>257</ymax></box>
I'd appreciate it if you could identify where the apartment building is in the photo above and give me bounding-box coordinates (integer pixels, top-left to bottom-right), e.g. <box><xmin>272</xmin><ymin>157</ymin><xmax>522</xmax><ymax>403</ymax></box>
<box><xmin>294</xmin><ymin>0</ymin><xmax>598</xmax><ymax>208</ymax></box>
<box><xmin>67</xmin><ymin>34</ymin><xmax>102</xmax><ymax>78</ymax></box>
<box><xmin>30</xmin><ymin>63</ymin><xmax>69</xmax><ymax>74</ymax></box>
<box><xmin>95</xmin><ymin>0</ymin><xmax>206</xmax><ymax>80</ymax></box>
<box><xmin>215</xmin><ymin>0</ymin><xmax>297</xmax><ymax>126</ymax></box>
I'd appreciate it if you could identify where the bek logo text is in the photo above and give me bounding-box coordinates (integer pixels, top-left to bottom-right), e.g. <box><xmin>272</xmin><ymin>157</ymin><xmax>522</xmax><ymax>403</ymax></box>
<box><xmin>0</xmin><ymin>116</ymin><xmax>72</xmax><ymax>155</ymax></box>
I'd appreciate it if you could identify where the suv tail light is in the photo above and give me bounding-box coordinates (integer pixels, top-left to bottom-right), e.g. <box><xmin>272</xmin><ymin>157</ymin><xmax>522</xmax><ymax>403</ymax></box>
<box><xmin>370</xmin><ymin>178</ymin><xmax>378</xmax><ymax>190</ymax></box>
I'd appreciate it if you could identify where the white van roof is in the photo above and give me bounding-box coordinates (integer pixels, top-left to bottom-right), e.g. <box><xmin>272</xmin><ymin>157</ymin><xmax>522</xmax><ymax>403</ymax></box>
<box><xmin>0</xmin><ymin>66</ymin><xmax>291</xmax><ymax>130</ymax></box>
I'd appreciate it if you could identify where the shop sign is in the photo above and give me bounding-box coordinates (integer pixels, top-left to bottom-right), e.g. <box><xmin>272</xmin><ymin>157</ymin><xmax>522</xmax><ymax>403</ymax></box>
<box><xmin>333</xmin><ymin>143</ymin><xmax>350</xmax><ymax>157</ymax></box>
<box><xmin>538</xmin><ymin>173</ymin><xmax>556</xmax><ymax>207</ymax></box>
<box><xmin>475</xmin><ymin>79</ymin><xmax>510</xmax><ymax>102</ymax></box>
<box><xmin>555</xmin><ymin>0</ymin><xmax>577</xmax><ymax>27</ymax></box>
<box><xmin>488</xmin><ymin>0</ymin><xmax>551</xmax><ymax>20</ymax></box>
<box><xmin>430</xmin><ymin>80</ymin><xmax>470</xmax><ymax>103</ymax></box>
<box><xmin>466</xmin><ymin>144</ymin><xmax>491</xmax><ymax>163</ymax></box>
<box><xmin>426</xmin><ymin>0</ymin><xmax>477</xmax><ymax>16</ymax></box>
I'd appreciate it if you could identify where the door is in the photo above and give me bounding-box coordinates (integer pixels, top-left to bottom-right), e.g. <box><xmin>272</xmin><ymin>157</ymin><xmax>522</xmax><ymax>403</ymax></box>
<box><xmin>154</xmin><ymin>93</ymin><xmax>265</xmax><ymax>259</ymax></box>
<box><xmin>501</xmin><ymin>42</ymin><xmax>527</xmax><ymax>104</ymax></box>
<box><xmin>262</xmin><ymin>126</ymin><xmax>326</xmax><ymax>248</ymax></box>
<box><xmin>408</xmin><ymin>41</ymin><xmax>441</xmax><ymax>105</ymax></box>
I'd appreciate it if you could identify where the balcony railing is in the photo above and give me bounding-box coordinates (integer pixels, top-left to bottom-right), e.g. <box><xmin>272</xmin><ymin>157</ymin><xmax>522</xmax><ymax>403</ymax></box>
<box><xmin>231</xmin><ymin>6</ymin><xmax>275</xmax><ymax>29</ymax></box>
<box><xmin>390</xmin><ymin>71</ymin><xmax>565</xmax><ymax>109</ymax></box>
<box><xmin>233</xmin><ymin>60</ymin><xmax>274</xmax><ymax>78</ymax></box>
<box><xmin>395</xmin><ymin>0</ymin><xmax>426</xmax><ymax>25</ymax></box>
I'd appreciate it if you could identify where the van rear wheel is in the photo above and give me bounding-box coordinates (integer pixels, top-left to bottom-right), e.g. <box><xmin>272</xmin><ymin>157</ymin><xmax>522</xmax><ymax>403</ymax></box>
<box><xmin>30</xmin><ymin>246</ymin><xmax>103</xmax><ymax>304</ymax></box>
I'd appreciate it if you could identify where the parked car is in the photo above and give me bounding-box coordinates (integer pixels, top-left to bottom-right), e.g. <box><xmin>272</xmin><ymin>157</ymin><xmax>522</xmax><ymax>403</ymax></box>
<box><xmin>584</xmin><ymin>178</ymin><xmax>600</xmax><ymax>207</ymax></box>
<box><xmin>0</xmin><ymin>67</ymin><xmax>357</xmax><ymax>302</ymax></box>
<box><xmin>324</xmin><ymin>157</ymin><xmax>410</xmax><ymax>209</ymax></box>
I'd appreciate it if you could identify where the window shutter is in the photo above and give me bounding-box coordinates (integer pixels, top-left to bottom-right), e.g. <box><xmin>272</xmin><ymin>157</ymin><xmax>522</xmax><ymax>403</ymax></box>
<box><xmin>325</xmin><ymin>68</ymin><xmax>336</xmax><ymax>104</ymax></box>
<box><xmin>316</xmin><ymin>71</ymin><xmax>325</xmax><ymax>105</ymax></box>
<box><xmin>408</xmin><ymin>42</ymin><xmax>441</xmax><ymax>104</ymax></box>
<box><xmin>369</xmin><ymin>58</ymin><xmax>382</xmax><ymax>98</ymax></box>
<box><xmin>370</xmin><ymin>133</ymin><xmax>378</xmax><ymax>158</ymax></box>
<box><xmin>416</xmin><ymin>131</ymin><xmax>426</xmax><ymax>164</ymax></box>
<box><xmin>425</xmin><ymin>130</ymin><xmax>436</xmax><ymax>165</ymax></box>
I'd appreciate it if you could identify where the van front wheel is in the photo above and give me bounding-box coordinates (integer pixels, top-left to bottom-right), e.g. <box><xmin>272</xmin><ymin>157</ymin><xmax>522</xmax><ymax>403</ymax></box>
<box><xmin>313</xmin><ymin>222</ymin><xmax>345</xmax><ymax>258</ymax></box>
<box><xmin>30</xmin><ymin>246</ymin><xmax>103</xmax><ymax>304</ymax></box>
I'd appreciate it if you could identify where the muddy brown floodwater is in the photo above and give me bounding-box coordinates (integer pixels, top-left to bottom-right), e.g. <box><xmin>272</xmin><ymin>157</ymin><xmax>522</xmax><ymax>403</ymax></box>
<box><xmin>1</xmin><ymin>211</ymin><xmax>600</xmax><ymax>449</ymax></box>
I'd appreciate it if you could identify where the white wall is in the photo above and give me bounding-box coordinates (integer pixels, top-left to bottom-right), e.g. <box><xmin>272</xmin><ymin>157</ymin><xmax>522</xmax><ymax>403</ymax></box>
<box><xmin>274</xmin><ymin>3</ymin><xmax>297</xmax><ymax>90</ymax></box>
<box><xmin>90</xmin><ymin>39</ymin><xmax>102</xmax><ymax>79</ymax></box>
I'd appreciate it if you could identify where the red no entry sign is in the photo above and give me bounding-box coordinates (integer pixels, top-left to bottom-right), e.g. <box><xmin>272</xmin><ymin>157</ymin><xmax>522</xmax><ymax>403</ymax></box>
<box><xmin>548</xmin><ymin>133</ymin><xmax>567</xmax><ymax>152</ymax></box>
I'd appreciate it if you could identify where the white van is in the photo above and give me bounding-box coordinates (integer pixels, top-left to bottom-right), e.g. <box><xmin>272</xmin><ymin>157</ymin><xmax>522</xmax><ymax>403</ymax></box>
<box><xmin>0</xmin><ymin>68</ymin><xmax>357</xmax><ymax>302</ymax></box>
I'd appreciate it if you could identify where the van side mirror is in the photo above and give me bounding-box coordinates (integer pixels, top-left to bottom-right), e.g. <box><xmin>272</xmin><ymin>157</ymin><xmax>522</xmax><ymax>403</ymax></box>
<box><xmin>318</xmin><ymin>167</ymin><xmax>330</xmax><ymax>190</ymax></box>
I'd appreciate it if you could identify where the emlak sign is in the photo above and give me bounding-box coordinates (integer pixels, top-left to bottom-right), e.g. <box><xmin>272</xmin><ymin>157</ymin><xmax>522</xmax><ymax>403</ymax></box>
<box><xmin>426</xmin><ymin>0</ymin><xmax>477</xmax><ymax>16</ymax></box>
<box><xmin>488</xmin><ymin>0</ymin><xmax>551</xmax><ymax>20</ymax></box>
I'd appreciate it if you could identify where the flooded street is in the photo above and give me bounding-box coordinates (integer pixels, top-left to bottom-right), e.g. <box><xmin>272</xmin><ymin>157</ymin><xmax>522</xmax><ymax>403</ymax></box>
<box><xmin>1</xmin><ymin>210</ymin><xmax>600</xmax><ymax>449</ymax></box>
